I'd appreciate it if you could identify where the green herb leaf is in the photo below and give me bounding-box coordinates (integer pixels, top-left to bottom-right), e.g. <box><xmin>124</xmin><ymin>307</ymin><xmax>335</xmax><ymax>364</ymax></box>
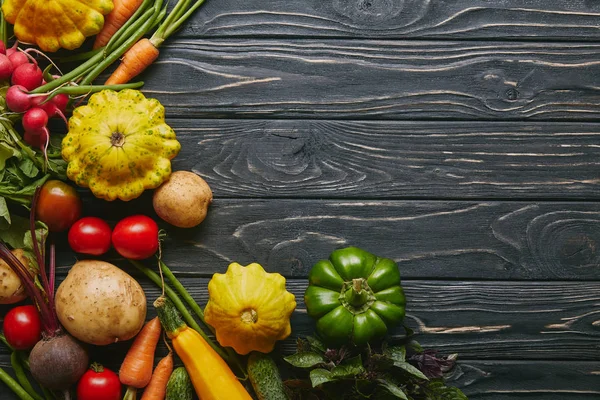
<box><xmin>0</xmin><ymin>142</ymin><xmax>19</xmax><ymax>170</ymax></box>
<box><xmin>306</xmin><ymin>336</ymin><xmax>327</xmax><ymax>353</ymax></box>
<box><xmin>17</xmin><ymin>158</ymin><xmax>39</xmax><ymax>178</ymax></box>
<box><xmin>384</xmin><ymin>345</ymin><xmax>406</xmax><ymax>363</ymax></box>
<box><xmin>377</xmin><ymin>379</ymin><xmax>409</xmax><ymax>399</ymax></box>
<box><xmin>0</xmin><ymin>215</ymin><xmax>32</xmax><ymax>249</ymax></box>
<box><xmin>0</xmin><ymin>197</ymin><xmax>10</xmax><ymax>227</ymax></box>
<box><xmin>285</xmin><ymin>352</ymin><xmax>327</xmax><ymax>369</ymax></box>
<box><xmin>331</xmin><ymin>356</ymin><xmax>365</xmax><ymax>379</ymax></box>
<box><xmin>425</xmin><ymin>380</ymin><xmax>468</xmax><ymax>400</ymax></box>
<box><xmin>393</xmin><ymin>361</ymin><xmax>429</xmax><ymax>381</ymax></box>
<box><xmin>309</xmin><ymin>369</ymin><xmax>336</xmax><ymax>387</ymax></box>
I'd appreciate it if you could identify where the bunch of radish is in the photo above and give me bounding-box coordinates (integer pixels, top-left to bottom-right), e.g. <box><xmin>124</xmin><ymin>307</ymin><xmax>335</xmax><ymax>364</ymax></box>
<box><xmin>1</xmin><ymin>40</ymin><xmax>69</xmax><ymax>154</ymax></box>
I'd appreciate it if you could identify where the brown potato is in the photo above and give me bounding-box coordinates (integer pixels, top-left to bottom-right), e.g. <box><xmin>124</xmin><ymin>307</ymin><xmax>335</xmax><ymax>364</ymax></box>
<box><xmin>152</xmin><ymin>170</ymin><xmax>213</xmax><ymax>228</ymax></box>
<box><xmin>0</xmin><ymin>249</ymin><xmax>36</xmax><ymax>304</ymax></box>
<box><xmin>55</xmin><ymin>260</ymin><xmax>146</xmax><ymax>346</ymax></box>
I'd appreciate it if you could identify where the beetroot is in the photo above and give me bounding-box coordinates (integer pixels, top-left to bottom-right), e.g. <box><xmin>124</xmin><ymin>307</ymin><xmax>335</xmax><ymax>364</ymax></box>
<box><xmin>29</xmin><ymin>333</ymin><xmax>89</xmax><ymax>390</ymax></box>
<box><xmin>12</xmin><ymin>62</ymin><xmax>43</xmax><ymax>90</ymax></box>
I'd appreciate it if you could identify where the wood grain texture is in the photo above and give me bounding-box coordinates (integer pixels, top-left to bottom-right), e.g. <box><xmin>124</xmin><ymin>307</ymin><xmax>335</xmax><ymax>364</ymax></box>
<box><xmin>70</xmin><ymin>198</ymin><xmax>600</xmax><ymax>280</ymax></box>
<box><xmin>168</xmin><ymin>119</ymin><xmax>600</xmax><ymax>199</ymax></box>
<box><xmin>1</xmin><ymin>279</ymin><xmax>597</xmax><ymax>363</ymax></box>
<box><xmin>180</xmin><ymin>0</ymin><xmax>600</xmax><ymax>41</ymax></box>
<box><xmin>141</xmin><ymin>39</ymin><xmax>600</xmax><ymax>120</ymax></box>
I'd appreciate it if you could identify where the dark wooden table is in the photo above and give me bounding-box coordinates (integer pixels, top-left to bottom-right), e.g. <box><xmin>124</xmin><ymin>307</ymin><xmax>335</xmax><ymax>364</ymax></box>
<box><xmin>3</xmin><ymin>1</ymin><xmax>600</xmax><ymax>399</ymax></box>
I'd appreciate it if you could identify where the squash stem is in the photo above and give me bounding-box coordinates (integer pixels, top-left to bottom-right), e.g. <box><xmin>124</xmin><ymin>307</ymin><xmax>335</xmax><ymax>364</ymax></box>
<box><xmin>158</xmin><ymin>260</ymin><xmax>248</xmax><ymax>379</ymax></box>
<box><xmin>128</xmin><ymin>260</ymin><xmax>231</xmax><ymax>362</ymax></box>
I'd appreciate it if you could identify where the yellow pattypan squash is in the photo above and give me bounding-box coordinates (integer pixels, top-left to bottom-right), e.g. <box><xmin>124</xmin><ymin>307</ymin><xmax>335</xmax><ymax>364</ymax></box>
<box><xmin>204</xmin><ymin>262</ymin><xmax>297</xmax><ymax>355</ymax></box>
<box><xmin>62</xmin><ymin>89</ymin><xmax>181</xmax><ymax>201</ymax></box>
<box><xmin>2</xmin><ymin>0</ymin><xmax>113</xmax><ymax>52</ymax></box>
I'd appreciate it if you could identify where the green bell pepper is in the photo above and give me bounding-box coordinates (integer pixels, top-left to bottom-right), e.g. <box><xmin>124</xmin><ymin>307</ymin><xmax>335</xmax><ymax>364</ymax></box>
<box><xmin>304</xmin><ymin>246</ymin><xmax>406</xmax><ymax>347</ymax></box>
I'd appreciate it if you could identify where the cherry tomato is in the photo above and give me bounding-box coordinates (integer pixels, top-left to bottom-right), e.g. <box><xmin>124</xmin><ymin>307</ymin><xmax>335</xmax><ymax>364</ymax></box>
<box><xmin>68</xmin><ymin>217</ymin><xmax>112</xmax><ymax>256</ymax></box>
<box><xmin>76</xmin><ymin>363</ymin><xmax>121</xmax><ymax>400</ymax></box>
<box><xmin>35</xmin><ymin>180</ymin><xmax>82</xmax><ymax>232</ymax></box>
<box><xmin>3</xmin><ymin>305</ymin><xmax>42</xmax><ymax>350</ymax></box>
<box><xmin>112</xmin><ymin>215</ymin><xmax>159</xmax><ymax>260</ymax></box>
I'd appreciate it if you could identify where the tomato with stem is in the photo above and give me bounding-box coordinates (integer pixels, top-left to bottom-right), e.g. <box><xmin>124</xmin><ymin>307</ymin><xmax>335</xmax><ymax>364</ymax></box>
<box><xmin>77</xmin><ymin>363</ymin><xmax>121</xmax><ymax>400</ymax></box>
<box><xmin>3</xmin><ymin>305</ymin><xmax>42</xmax><ymax>350</ymax></box>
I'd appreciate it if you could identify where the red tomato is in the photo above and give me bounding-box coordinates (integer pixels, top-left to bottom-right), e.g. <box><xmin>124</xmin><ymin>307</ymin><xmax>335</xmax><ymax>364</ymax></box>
<box><xmin>76</xmin><ymin>364</ymin><xmax>121</xmax><ymax>400</ymax></box>
<box><xmin>3</xmin><ymin>305</ymin><xmax>42</xmax><ymax>350</ymax></box>
<box><xmin>68</xmin><ymin>217</ymin><xmax>112</xmax><ymax>256</ymax></box>
<box><xmin>35</xmin><ymin>180</ymin><xmax>82</xmax><ymax>232</ymax></box>
<box><xmin>112</xmin><ymin>215</ymin><xmax>159</xmax><ymax>260</ymax></box>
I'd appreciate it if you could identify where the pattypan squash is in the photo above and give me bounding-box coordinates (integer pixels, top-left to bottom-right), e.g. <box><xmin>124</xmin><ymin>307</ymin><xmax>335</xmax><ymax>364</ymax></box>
<box><xmin>2</xmin><ymin>0</ymin><xmax>114</xmax><ymax>52</ymax></box>
<box><xmin>204</xmin><ymin>262</ymin><xmax>297</xmax><ymax>355</ymax></box>
<box><xmin>62</xmin><ymin>89</ymin><xmax>181</xmax><ymax>201</ymax></box>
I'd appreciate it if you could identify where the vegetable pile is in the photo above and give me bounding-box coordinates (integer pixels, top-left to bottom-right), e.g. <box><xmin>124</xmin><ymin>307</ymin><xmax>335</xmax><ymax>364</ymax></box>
<box><xmin>0</xmin><ymin>1</ymin><xmax>470</xmax><ymax>399</ymax></box>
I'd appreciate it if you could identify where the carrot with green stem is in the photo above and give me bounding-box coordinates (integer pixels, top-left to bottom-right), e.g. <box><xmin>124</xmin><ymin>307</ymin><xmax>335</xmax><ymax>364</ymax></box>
<box><xmin>120</xmin><ymin>317</ymin><xmax>163</xmax><ymax>400</ymax></box>
<box><xmin>105</xmin><ymin>0</ymin><xmax>208</xmax><ymax>84</ymax></box>
<box><xmin>94</xmin><ymin>0</ymin><xmax>145</xmax><ymax>49</ymax></box>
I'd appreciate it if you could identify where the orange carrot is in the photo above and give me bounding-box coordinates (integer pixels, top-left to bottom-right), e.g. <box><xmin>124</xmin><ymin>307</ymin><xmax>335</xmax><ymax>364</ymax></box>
<box><xmin>94</xmin><ymin>0</ymin><xmax>145</xmax><ymax>49</ymax></box>
<box><xmin>105</xmin><ymin>38</ymin><xmax>159</xmax><ymax>85</ymax></box>
<box><xmin>120</xmin><ymin>317</ymin><xmax>162</xmax><ymax>389</ymax></box>
<box><xmin>140</xmin><ymin>352</ymin><xmax>174</xmax><ymax>400</ymax></box>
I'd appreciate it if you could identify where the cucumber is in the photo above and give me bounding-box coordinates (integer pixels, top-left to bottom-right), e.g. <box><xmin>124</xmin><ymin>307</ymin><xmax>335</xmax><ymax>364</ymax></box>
<box><xmin>166</xmin><ymin>366</ymin><xmax>193</xmax><ymax>400</ymax></box>
<box><xmin>247</xmin><ymin>352</ymin><xmax>289</xmax><ymax>400</ymax></box>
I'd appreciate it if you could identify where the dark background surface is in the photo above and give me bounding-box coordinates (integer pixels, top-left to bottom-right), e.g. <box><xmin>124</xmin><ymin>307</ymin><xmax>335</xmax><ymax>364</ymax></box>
<box><xmin>2</xmin><ymin>1</ymin><xmax>600</xmax><ymax>398</ymax></box>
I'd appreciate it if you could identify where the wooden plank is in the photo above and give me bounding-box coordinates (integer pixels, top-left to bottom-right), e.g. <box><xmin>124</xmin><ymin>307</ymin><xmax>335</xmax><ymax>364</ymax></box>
<box><xmin>0</xmin><ymin>358</ymin><xmax>596</xmax><ymax>400</ymax></box>
<box><xmin>69</xmin><ymin>199</ymin><xmax>600</xmax><ymax>280</ymax></box>
<box><xmin>141</xmin><ymin>39</ymin><xmax>600</xmax><ymax>120</ymax></box>
<box><xmin>3</xmin><ymin>279</ymin><xmax>594</xmax><ymax>361</ymax></box>
<box><xmin>455</xmin><ymin>361</ymin><xmax>600</xmax><ymax>399</ymax></box>
<box><xmin>169</xmin><ymin>119</ymin><xmax>600</xmax><ymax>200</ymax></box>
<box><xmin>181</xmin><ymin>0</ymin><xmax>600</xmax><ymax>41</ymax></box>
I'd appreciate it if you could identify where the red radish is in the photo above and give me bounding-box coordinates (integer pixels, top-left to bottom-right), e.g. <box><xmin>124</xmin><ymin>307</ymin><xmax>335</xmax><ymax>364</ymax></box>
<box><xmin>31</xmin><ymin>94</ymin><xmax>68</xmax><ymax>124</ymax></box>
<box><xmin>23</xmin><ymin>127</ymin><xmax>49</xmax><ymax>151</ymax></box>
<box><xmin>5</xmin><ymin>41</ymin><xmax>17</xmax><ymax>57</ymax></box>
<box><xmin>0</xmin><ymin>192</ymin><xmax>89</xmax><ymax>393</ymax></box>
<box><xmin>8</xmin><ymin>51</ymin><xmax>29</xmax><ymax>70</ymax></box>
<box><xmin>6</xmin><ymin>85</ymin><xmax>32</xmax><ymax>112</ymax></box>
<box><xmin>23</xmin><ymin>107</ymin><xmax>49</xmax><ymax>131</ymax></box>
<box><xmin>12</xmin><ymin>63</ymin><xmax>43</xmax><ymax>90</ymax></box>
<box><xmin>0</xmin><ymin>54</ymin><xmax>13</xmax><ymax>80</ymax></box>
<box><xmin>0</xmin><ymin>40</ymin><xmax>6</xmax><ymax>55</ymax></box>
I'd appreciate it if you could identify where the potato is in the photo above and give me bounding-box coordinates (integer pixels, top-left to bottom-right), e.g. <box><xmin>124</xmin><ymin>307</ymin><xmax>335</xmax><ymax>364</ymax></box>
<box><xmin>0</xmin><ymin>249</ymin><xmax>35</xmax><ymax>304</ymax></box>
<box><xmin>153</xmin><ymin>170</ymin><xmax>213</xmax><ymax>228</ymax></box>
<box><xmin>55</xmin><ymin>260</ymin><xmax>146</xmax><ymax>346</ymax></box>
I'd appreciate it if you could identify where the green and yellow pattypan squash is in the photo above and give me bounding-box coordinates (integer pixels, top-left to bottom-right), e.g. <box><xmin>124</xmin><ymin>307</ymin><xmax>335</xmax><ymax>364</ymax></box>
<box><xmin>2</xmin><ymin>0</ymin><xmax>113</xmax><ymax>52</ymax></box>
<box><xmin>62</xmin><ymin>89</ymin><xmax>181</xmax><ymax>201</ymax></box>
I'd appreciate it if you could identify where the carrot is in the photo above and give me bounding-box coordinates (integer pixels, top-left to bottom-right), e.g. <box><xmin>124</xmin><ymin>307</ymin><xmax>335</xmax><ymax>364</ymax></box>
<box><xmin>120</xmin><ymin>317</ymin><xmax>162</xmax><ymax>400</ymax></box>
<box><xmin>94</xmin><ymin>0</ymin><xmax>145</xmax><ymax>49</ymax></box>
<box><xmin>105</xmin><ymin>38</ymin><xmax>159</xmax><ymax>85</ymax></box>
<box><xmin>140</xmin><ymin>352</ymin><xmax>173</xmax><ymax>400</ymax></box>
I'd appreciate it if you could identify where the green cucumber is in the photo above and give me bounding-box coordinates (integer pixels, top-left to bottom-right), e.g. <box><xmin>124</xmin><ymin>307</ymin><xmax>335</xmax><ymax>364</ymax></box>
<box><xmin>247</xmin><ymin>352</ymin><xmax>289</xmax><ymax>400</ymax></box>
<box><xmin>166</xmin><ymin>367</ymin><xmax>193</xmax><ymax>400</ymax></box>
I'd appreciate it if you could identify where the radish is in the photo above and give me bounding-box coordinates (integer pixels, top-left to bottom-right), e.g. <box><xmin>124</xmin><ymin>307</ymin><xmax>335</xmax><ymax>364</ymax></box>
<box><xmin>5</xmin><ymin>41</ymin><xmax>17</xmax><ymax>57</ymax></box>
<box><xmin>6</xmin><ymin>85</ymin><xmax>32</xmax><ymax>112</ymax></box>
<box><xmin>23</xmin><ymin>107</ymin><xmax>49</xmax><ymax>131</ymax></box>
<box><xmin>8</xmin><ymin>51</ymin><xmax>29</xmax><ymax>70</ymax></box>
<box><xmin>0</xmin><ymin>192</ymin><xmax>89</xmax><ymax>393</ymax></box>
<box><xmin>34</xmin><ymin>94</ymin><xmax>68</xmax><ymax>124</ymax></box>
<box><xmin>0</xmin><ymin>40</ymin><xmax>6</xmax><ymax>55</ymax></box>
<box><xmin>23</xmin><ymin>126</ymin><xmax>49</xmax><ymax>150</ymax></box>
<box><xmin>0</xmin><ymin>54</ymin><xmax>13</xmax><ymax>80</ymax></box>
<box><xmin>12</xmin><ymin>62</ymin><xmax>43</xmax><ymax>90</ymax></box>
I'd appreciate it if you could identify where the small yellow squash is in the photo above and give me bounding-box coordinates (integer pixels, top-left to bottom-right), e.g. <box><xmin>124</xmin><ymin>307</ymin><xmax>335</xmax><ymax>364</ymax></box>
<box><xmin>2</xmin><ymin>0</ymin><xmax>114</xmax><ymax>52</ymax></box>
<box><xmin>204</xmin><ymin>262</ymin><xmax>296</xmax><ymax>355</ymax></box>
<box><xmin>62</xmin><ymin>89</ymin><xmax>181</xmax><ymax>201</ymax></box>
